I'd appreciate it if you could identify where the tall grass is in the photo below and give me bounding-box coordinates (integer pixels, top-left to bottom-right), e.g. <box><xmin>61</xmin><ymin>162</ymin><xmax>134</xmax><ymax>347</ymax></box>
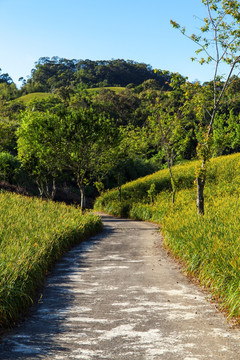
<box><xmin>0</xmin><ymin>192</ymin><xmax>102</xmax><ymax>328</ymax></box>
<box><xmin>95</xmin><ymin>153</ymin><xmax>240</xmax><ymax>320</ymax></box>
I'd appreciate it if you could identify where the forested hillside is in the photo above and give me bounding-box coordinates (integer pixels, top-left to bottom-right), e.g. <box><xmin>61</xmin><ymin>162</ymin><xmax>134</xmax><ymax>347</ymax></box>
<box><xmin>19</xmin><ymin>58</ymin><xmax>171</xmax><ymax>93</ymax></box>
<box><xmin>1</xmin><ymin>56</ymin><xmax>240</xmax><ymax>207</ymax></box>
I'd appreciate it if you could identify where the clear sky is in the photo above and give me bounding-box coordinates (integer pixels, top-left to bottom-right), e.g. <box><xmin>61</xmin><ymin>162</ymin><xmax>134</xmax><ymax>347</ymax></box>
<box><xmin>0</xmin><ymin>0</ymin><xmax>224</xmax><ymax>86</ymax></box>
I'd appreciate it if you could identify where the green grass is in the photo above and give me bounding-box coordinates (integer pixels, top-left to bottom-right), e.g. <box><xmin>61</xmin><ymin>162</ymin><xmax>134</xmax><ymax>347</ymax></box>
<box><xmin>0</xmin><ymin>192</ymin><xmax>102</xmax><ymax>328</ymax></box>
<box><xmin>87</xmin><ymin>87</ymin><xmax>125</xmax><ymax>94</ymax></box>
<box><xmin>94</xmin><ymin>153</ymin><xmax>240</xmax><ymax>321</ymax></box>
<box><xmin>16</xmin><ymin>92</ymin><xmax>53</xmax><ymax>104</ymax></box>
<box><xmin>14</xmin><ymin>88</ymin><xmax>125</xmax><ymax>105</ymax></box>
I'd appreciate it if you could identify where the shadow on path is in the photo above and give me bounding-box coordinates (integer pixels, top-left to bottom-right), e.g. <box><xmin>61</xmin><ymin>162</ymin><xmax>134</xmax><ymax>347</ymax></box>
<box><xmin>0</xmin><ymin>224</ymin><xmax>115</xmax><ymax>359</ymax></box>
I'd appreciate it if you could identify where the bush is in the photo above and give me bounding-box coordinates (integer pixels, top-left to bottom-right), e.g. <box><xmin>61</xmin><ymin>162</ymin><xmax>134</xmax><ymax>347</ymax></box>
<box><xmin>0</xmin><ymin>152</ymin><xmax>20</xmax><ymax>183</ymax></box>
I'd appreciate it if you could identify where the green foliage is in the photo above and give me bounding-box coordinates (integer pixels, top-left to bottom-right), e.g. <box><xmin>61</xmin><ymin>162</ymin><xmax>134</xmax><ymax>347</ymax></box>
<box><xmin>87</xmin><ymin>86</ymin><xmax>125</xmax><ymax>93</ymax></box>
<box><xmin>74</xmin><ymin>59</ymin><xmax>170</xmax><ymax>89</ymax></box>
<box><xmin>99</xmin><ymin>200</ymin><xmax>131</xmax><ymax>218</ymax></box>
<box><xmin>213</xmin><ymin>110</ymin><xmax>240</xmax><ymax>155</ymax></box>
<box><xmin>17</xmin><ymin>92</ymin><xmax>55</xmax><ymax>104</ymax></box>
<box><xmin>0</xmin><ymin>119</ymin><xmax>18</xmax><ymax>154</ymax></box>
<box><xmin>25</xmin><ymin>95</ymin><xmax>65</xmax><ymax>115</ymax></box>
<box><xmin>147</xmin><ymin>183</ymin><xmax>157</xmax><ymax>203</ymax></box>
<box><xmin>171</xmin><ymin>0</ymin><xmax>240</xmax><ymax>68</ymax></box>
<box><xmin>171</xmin><ymin>0</ymin><xmax>240</xmax><ymax>125</ymax></box>
<box><xmin>21</xmin><ymin>57</ymin><xmax>78</xmax><ymax>93</ymax></box>
<box><xmin>148</xmin><ymin>98</ymin><xmax>191</xmax><ymax>164</ymax></box>
<box><xmin>94</xmin><ymin>180</ymin><xmax>105</xmax><ymax>195</ymax></box>
<box><xmin>17</xmin><ymin>111</ymin><xmax>64</xmax><ymax>198</ymax></box>
<box><xmin>21</xmin><ymin>57</ymin><xmax>171</xmax><ymax>94</ymax></box>
<box><xmin>103</xmin><ymin>156</ymin><xmax>159</xmax><ymax>191</ymax></box>
<box><xmin>0</xmin><ymin>83</ymin><xmax>18</xmax><ymax>101</ymax></box>
<box><xmin>94</xmin><ymin>161</ymin><xmax>196</xmax><ymax>207</ymax></box>
<box><xmin>103</xmin><ymin>126</ymin><xmax>150</xmax><ymax>194</ymax></box>
<box><xmin>95</xmin><ymin>153</ymin><xmax>240</xmax><ymax>320</ymax></box>
<box><xmin>147</xmin><ymin>83</ymin><xmax>195</xmax><ymax>201</ymax></box>
<box><xmin>91</xmin><ymin>88</ymin><xmax>143</xmax><ymax>126</ymax></box>
<box><xmin>0</xmin><ymin>152</ymin><xmax>20</xmax><ymax>183</ymax></box>
<box><xmin>4</xmin><ymin>54</ymin><xmax>240</xmax><ymax>205</ymax></box>
<box><xmin>0</xmin><ymin>192</ymin><xmax>102</xmax><ymax>328</ymax></box>
<box><xmin>171</xmin><ymin>0</ymin><xmax>240</xmax><ymax>214</ymax></box>
<box><xmin>62</xmin><ymin>108</ymin><xmax>118</xmax><ymax>191</ymax></box>
<box><xmin>0</xmin><ymin>69</ymin><xmax>13</xmax><ymax>85</ymax></box>
<box><xmin>17</xmin><ymin>107</ymin><xmax>119</xmax><ymax>204</ymax></box>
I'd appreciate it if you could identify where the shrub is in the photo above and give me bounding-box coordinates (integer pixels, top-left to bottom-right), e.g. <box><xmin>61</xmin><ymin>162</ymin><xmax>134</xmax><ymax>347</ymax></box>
<box><xmin>0</xmin><ymin>152</ymin><xmax>20</xmax><ymax>183</ymax></box>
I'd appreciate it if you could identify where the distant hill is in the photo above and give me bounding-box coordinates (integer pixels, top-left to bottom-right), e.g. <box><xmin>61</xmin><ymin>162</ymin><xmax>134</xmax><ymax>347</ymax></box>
<box><xmin>20</xmin><ymin>57</ymin><xmax>171</xmax><ymax>94</ymax></box>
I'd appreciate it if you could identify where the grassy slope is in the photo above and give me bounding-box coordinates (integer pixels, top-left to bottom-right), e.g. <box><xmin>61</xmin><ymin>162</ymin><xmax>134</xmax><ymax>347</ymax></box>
<box><xmin>14</xmin><ymin>87</ymin><xmax>125</xmax><ymax>104</ymax></box>
<box><xmin>0</xmin><ymin>193</ymin><xmax>102</xmax><ymax>328</ymax></box>
<box><xmin>87</xmin><ymin>87</ymin><xmax>125</xmax><ymax>93</ymax></box>
<box><xmin>16</xmin><ymin>92</ymin><xmax>53</xmax><ymax>104</ymax></box>
<box><xmin>95</xmin><ymin>153</ymin><xmax>240</xmax><ymax>320</ymax></box>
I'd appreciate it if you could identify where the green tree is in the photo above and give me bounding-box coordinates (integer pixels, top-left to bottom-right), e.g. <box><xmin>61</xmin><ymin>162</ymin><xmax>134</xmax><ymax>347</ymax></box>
<box><xmin>0</xmin><ymin>82</ymin><xmax>18</xmax><ymax>101</ymax></box>
<box><xmin>22</xmin><ymin>57</ymin><xmax>78</xmax><ymax>93</ymax></box>
<box><xmin>213</xmin><ymin>110</ymin><xmax>240</xmax><ymax>155</ymax></box>
<box><xmin>108</xmin><ymin>126</ymin><xmax>148</xmax><ymax>201</ymax></box>
<box><xmin>60</xmin><ymin>108</ymin><xmax>118</xmax><ymax>209</ymax></box>
<box><xmin>171</xmin><ymin>0</ymin><xmax>240</xmax><ymax>214</ymax></box>
<box><xmin>148</xmin><ymin>99</ymin><xmax>190</xmax><ymax>203</ymax></box>
<box><xmin>26</xmin><ymin>95</ymin><xmax>64</xmax><ymax>113</ymax></box>
<box><xmin>0</xmin><ymin>69</ymin><xmax>13</xmax><ymax>85</ymax></box>
<box><xmin>92</xmin><ymin>88</ymin><xmax>142</xmax><ymax>126</ymax></box>
<box><xmin>17</xmin><ymin>111</ymin><xmax>64</xmax><ymax>199</ymax></box>
<box><xmin>146</xmin><ymin>72</ymin><xmax>193</xmax><ymax>203</ymax></box>
<box><xmin>17</xmin><ymin>105</ymin><xmax>119</xmax><ymax>206</ymax></box>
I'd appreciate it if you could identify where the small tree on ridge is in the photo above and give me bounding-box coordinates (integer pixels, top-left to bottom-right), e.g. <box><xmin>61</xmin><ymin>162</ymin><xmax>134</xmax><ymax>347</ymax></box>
<box><xmin>171</xmin><ymin>0</ymin><xmax>240</xmax><ymax>215</ymax></box>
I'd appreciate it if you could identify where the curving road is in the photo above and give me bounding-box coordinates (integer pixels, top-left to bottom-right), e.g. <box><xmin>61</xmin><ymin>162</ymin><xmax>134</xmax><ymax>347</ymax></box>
<box><xmin>0</xmin><ymin>213</ymin><xmax>240</xmax><ymax>359</ymax></box>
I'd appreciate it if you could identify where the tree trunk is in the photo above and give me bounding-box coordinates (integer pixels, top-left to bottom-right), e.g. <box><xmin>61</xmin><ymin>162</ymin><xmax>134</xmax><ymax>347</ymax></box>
<box><xmin>167</xmin><ymin>159</ymin><xmax>176</xmax><ymax>204</ymax></box>
<box><xmin>36</xmin><ymin>180</ymin><xmax>44</xmax><ymax>199</ymax></box>
<box><xmin>80</xmin><ymin>186</ymin><xmax>85</xmax><ymax>210</ymax></box>
<box><xmin>45</xmin><ymin>182</ymin><xmax>50</xmax><ymax>199</ymax></box>
<box><xmin>197</xmin><ymin>176</ymin><xmax>205</xmax><ymax>215</ymax></box>
<box><xmin>172</xmin><ymin>185</ymin><xmax>176</xmax><ymax>204</ymax></box>
<box><xmin>117</xmin><ymin>173</ymin><xmax>122</xmax><ymax>202</ymax></box>
<box><xmin>51</xmin><ymin>178</ymin><xmax>56</xmax><ymax>200</ymax></box>
<box><xmin>118</xmin><ymin>185</ymin><xmax>122</xmax><ymax>202</ymax></box>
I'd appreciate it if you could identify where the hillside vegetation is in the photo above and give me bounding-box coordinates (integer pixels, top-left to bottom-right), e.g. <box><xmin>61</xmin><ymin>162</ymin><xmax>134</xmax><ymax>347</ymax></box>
<box><xmin>16</xmin><ymin>92</ymin><xmax>53</xmax><ymax>104</ymax></box>
<box><xmin>95</xmin><ymin>153</ymin><xmax>240</xmax><ymax>320</ymax></box>
<box><xmin>1</xmin><ymin>56</ymin><xmax>240</xmax><ymax>208</ymax></box>
<box><xmin>19</xmin><ymin>58</ymin><xmax>170</xmax><ymax>93</ymax></box>
<box><xmin>87</xmin><ymin>86</ymin><xmax>125</xmax><ymax>94</ymax></box>
<box><xmin>0</xmin><ymin>192</ymin><xmax>102</xmax><ymax>328</ymax></box>
<box><xmin>15</xmin><ymin>88</ymin><xmax>126</xmax><ymax>104</ymax></box>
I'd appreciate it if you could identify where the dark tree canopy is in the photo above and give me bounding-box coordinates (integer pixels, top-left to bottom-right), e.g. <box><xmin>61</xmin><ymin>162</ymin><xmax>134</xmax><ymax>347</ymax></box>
<box><xmin>21</xmin><ymin>57</ymin><xmax>171</xmax><ymax>93</ymax></box>
<box><xmin>75</xmin><ymin>59</ymin><xmax>170</xmax><ymax>88</ymax></box>
<box><xmin>0</xmin><ymin>69</ymin><xmax>13</xmax><ymax>85</ymax></box>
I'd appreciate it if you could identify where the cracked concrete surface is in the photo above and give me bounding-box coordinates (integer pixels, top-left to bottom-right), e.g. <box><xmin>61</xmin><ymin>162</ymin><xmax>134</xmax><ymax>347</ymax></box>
<box><xmin>0</xmin><ymin>213</ymin><xmax>240</xmax><ymax>359</ymax></box>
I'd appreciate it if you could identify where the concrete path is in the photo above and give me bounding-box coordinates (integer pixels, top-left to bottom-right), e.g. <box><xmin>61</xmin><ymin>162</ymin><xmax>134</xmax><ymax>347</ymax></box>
<box><xmin>1</xmin><ymin>214</ymin><xmax>240</xmax><ymax>359</ymax></box>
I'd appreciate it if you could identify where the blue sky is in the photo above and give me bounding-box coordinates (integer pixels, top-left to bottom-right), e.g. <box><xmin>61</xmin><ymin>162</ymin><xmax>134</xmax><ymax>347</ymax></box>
<box><xmin>0</xmin><ymin>0</ymin><xmax>223</xmax><ymax>85</ymax></box>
